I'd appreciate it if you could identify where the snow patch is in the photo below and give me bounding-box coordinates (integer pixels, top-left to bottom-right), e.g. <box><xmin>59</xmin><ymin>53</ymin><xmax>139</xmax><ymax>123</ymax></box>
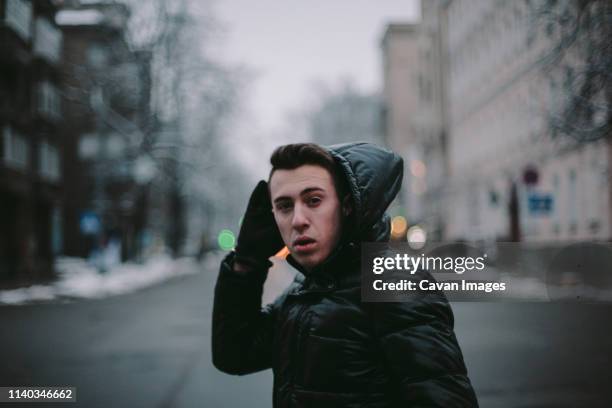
<box><xmin>0</xmin><ymin>254</ymin><xmax>210</xmax><ymax>305</ymax></box>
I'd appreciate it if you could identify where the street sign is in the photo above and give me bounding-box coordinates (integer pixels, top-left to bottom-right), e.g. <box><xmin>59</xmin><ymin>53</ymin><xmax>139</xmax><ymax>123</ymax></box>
<box><xmin>528</xmin><ymin>193</ymin><xmax>553</xmax><ymax>215</ymax></box>
<box><xmin>79</xmin><ymin>211</ymin><xmax>101</xmax><ymax>235</ymax></box>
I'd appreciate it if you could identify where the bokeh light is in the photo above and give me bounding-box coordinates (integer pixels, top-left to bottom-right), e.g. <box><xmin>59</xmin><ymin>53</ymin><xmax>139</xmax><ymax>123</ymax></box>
<box><xmin>407</xmin><ymin>225</ymin><xmax>427</xmax><ymax>249</ymax></box>
<box><xmin>217</xmin><ymin>229</ymin><xmax>236</xmax><ymax>250</ymax></box>
<box><xmin>391</xmin><ymin>215</ymin><xmax>408</xmax><ymax>239</ymax></box>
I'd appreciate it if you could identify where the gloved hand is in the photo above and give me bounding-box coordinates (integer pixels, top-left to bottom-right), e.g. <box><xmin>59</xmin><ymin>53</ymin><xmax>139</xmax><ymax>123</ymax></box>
<box><xmin>234</xmin><ymin>180</ymin><xmax>285</xmax><ymax>270</ymax></box>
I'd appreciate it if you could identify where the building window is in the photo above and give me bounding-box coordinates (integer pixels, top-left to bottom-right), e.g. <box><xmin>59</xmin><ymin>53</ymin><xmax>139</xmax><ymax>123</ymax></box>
<box><xmin>418</xmin><ymin>75</ymin><xmax>433</xmax><ymax>102</ymax></box>
<box><xmin>3</xmin><ymin>0</ymin><xmax>32</xmax><ymax>41</ymax></box>
<box><xmin>33</xmin><ymin>17</ymin><xmax>63</xmax><ymax>63</ymax></box>
<box><xmin>552</xmin><ymin>173</ymin><xmax>560</xmax><ymax>235</ymax></box>
<box><xmin>39</xmin><ymin>140</ymin><xmax>60</xmax><ymax>182</ymax></box>
<box><xmin>563</xmin><ymin>66</ymin><xmax>575</xmax><ymax>91</ymax></box>
<box><xmin>36</xmin><ymin>81</ymin><xmax>61</xmax><ymax>120</ymax></box>
<box><xmin>2</xmin><ymin>126</ymin><xmax>29</xmax><ymax>170</ymax></box>
<box><xmin>567</xmin><ymin>169</ymin><xmax>577</xmax><ymax>233</ymax></box>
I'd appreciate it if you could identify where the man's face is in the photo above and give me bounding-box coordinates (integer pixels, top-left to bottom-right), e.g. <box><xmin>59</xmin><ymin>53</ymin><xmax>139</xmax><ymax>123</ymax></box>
<box><xmin>269</xmin><ymin>165</ymin><xmax>343</xmax><ymax>270</ymax></box>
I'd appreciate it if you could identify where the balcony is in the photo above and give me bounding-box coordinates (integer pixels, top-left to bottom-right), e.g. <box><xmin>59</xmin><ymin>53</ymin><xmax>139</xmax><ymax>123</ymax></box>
<box><xmin>2</xmin><ymin>0</ymin><xmax>32</xmax><ymax>41</ymax></box>
<box><xmin>33</xmin><ymin>17</ymin><xmax>62</xmax><ymax>64</ymax></box>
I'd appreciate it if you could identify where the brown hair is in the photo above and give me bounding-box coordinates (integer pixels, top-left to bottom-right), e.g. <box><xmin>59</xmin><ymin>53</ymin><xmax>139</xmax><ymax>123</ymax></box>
<box><xmin>268</xmin><ymin>143</ymin><xmax>349</xmax><ymax>201</ymax></box>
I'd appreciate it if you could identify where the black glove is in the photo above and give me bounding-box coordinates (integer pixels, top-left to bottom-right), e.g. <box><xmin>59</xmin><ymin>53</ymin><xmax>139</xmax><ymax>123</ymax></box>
<box><xmin>234</xmin><ymin>180</ymin><xmax>285</xmax><ymax>270</ymax></box>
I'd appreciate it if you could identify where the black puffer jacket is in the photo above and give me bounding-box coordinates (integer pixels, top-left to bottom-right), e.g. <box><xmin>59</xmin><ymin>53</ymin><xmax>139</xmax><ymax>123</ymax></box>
<box><xmin>212</xmin><ymin>142</ymin><xmax>478</xmax><ymax>407</ymax></box>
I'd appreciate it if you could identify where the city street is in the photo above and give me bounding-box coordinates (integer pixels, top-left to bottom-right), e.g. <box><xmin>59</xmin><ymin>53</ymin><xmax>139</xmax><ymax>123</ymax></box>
<box><xmin>1</xmin><ymin>1</ymin><xmax>610</xmax><ymax>406</ymax></box>
<box><xmin>1</xmin><ymin>256</ymin><xmax>611</xmax><ymax>407</ymax></box>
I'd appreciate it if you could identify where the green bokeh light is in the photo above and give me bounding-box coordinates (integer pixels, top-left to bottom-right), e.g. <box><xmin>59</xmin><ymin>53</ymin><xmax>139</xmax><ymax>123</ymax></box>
<box><xmin>217</xmin><ymin>229</ymin><xmax>236</xmax><ymax>251</ymax></box>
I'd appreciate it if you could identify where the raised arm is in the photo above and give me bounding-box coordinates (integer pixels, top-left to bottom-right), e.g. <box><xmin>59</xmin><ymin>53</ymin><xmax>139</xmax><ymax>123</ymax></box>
<box><xmin>212</xmin><ymin>253</ymin><xmax>278</xmax><ymax>374</ymax></box>
<box><xmin>211</xmin><ymin>180</ymin><xmax>285</xmax><ymax>375</ymax></box>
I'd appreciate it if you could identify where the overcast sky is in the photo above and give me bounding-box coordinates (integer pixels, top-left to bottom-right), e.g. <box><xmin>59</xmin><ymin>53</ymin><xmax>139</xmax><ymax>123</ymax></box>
<box><xmin>212</xmin><ymin>0</ymin><xmax>419</xmax><ymax>128</ymax></box>
<box><xmin>208</xmin><ymin>0</ymin><xmax>420</xmax><ymax>177</ymax></box>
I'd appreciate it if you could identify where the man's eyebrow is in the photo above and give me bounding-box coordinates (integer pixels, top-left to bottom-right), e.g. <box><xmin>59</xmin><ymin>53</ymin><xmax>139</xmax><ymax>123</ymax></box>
<box><xmin>300</xmin><ymin>187</ymin><xmax>325</xmax><ymax>195</ymax></box>
<box><xmin>273</xmin><ymin>196</ymin><xmax>291</xmax><ymax>204</ymax></box>
<box><xmin>273</xmin><ymin>187</ymin><xmax>325</xmax><ymax>204</ymax></box>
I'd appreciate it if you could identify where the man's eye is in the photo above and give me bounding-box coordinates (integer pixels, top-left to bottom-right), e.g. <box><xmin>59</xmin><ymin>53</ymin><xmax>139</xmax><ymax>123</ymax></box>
<box><xmin>307</xmin><ymin>197</ymin><xmax>322</xmax><ymax>206</ymax></box>
<box><xmin>276</xmin><ymin>202</ymin><xmax>293</xmax><ymax>212</ymax></box>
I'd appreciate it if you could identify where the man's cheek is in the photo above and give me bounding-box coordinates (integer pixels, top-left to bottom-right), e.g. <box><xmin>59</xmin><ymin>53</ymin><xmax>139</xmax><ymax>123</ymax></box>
<box><xmin>279</xmin><ymin>225</ymin><xmax>292</xmax><ymax>247</ymax></box>
<box><xmin>279</xmin><ymin>231</ymin><xmax>291</xmax><ymax>247</ymax></box>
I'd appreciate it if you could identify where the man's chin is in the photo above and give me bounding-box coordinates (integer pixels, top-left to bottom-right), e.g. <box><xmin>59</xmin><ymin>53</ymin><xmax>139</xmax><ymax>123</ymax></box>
<box><xmin>292</xmin><ymin>252</ymin><xmax>322</xmax><ymax>270</ymax></box>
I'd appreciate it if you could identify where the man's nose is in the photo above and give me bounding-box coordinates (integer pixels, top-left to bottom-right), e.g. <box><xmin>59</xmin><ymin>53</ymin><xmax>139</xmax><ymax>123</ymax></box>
<box><xmin>291</xmin><ymin>203</ymin><xmax>309</xmax><ymax>230</ymax></box>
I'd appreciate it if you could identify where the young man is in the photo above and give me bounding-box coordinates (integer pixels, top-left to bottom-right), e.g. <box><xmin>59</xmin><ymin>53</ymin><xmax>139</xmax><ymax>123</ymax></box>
<box><xmin>212</xmin><ymin>142</ymin><xmax>478</xmax><ymax>407</ymax></box>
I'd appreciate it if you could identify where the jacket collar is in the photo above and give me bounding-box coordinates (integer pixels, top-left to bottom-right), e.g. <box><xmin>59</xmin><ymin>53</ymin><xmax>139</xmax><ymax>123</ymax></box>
<box><xmin>285</xmin><ymin>241</ymin><xmax>362</xmax><ymax>293</ymax></box>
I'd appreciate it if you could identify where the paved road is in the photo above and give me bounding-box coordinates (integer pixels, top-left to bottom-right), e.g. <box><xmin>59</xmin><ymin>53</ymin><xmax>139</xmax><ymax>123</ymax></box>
<box><xmin>1</xmin><ymin>256</ymin><xmax>611</xmax><ymax>407</ymax></box>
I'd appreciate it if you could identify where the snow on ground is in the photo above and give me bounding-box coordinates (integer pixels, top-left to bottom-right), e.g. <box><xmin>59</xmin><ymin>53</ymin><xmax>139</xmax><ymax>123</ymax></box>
<box><xmin>0</xmin><ymin>252</ymin><xmax>221</xmax><ymax>306</ymax></box>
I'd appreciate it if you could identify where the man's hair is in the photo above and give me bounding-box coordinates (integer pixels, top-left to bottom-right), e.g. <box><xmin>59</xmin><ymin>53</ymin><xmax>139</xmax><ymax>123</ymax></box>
<box><xmin>268</xmin><ymin>143</ymin><xmax>349</xmax><ymax>200</ymax></box>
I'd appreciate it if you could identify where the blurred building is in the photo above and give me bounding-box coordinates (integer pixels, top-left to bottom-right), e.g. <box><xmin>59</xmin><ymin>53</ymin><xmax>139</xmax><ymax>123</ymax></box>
<box><xmin>381</xmin><ymin>23</ymin><xmax>421</xmax><ymax>223</ymax></box>
<box><xmin>57</xmin><ymin>1</ymin><xmax>152</xmax><ymax>261</ymax></box>
<box><xmin>442</xmin><ymin>0</ymin><xmax>611</xmax><ymax>242</ymax></box>
<box><xmin>381</xmin><ymin>0</ymin><xmax>448</xmax><ymax>240</ymax></box>
<box><xmin>0</xmin><ymin>0</ymin><xmax>64</xmax><ymax>286</ymax></box>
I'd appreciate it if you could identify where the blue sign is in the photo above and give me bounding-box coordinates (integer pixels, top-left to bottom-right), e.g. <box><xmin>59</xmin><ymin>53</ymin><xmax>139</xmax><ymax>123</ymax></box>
<box><xmin>528</xmin><ymin>193</ymin><xmax>554</xmax><ymax>215</ymax></box>
<box><xmin>80</xmin><ymin>211</ymin><xmax>101</xmax><ymax>235</ymax></box>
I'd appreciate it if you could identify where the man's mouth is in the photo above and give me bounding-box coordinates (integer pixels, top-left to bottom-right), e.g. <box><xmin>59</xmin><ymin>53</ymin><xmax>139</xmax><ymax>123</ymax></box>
<box><xmin>292</xmin><ymin>236</ymin><xmax>316</xmax><ymax>253</ymax></box>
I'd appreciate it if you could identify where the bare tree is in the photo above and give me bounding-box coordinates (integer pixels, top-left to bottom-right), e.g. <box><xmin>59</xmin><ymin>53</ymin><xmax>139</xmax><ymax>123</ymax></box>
<box><xmin>124</xmin><ymin>0</ymin><xmax>250</xmax><ymax>254</ymax></box>
<box><xmin>60</xmin><ymin>0</ymin><xmax>249</xmax><ymax>257</ymax></box>
<box><xmin>296</xmin><ymin>79</ymin><xmax>384</xmax><ymax>146</ymax></box>
<box><xmin>530</xmin><ymin>0</ymin><xmax>612</xmax><ymax>143</ymax></box>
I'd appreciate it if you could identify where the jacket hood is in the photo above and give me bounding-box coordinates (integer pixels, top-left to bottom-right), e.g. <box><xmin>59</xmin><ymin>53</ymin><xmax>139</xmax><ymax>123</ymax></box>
<box><xmin>325</xmin><ymin>142</ymin><xmax>403</xmax><ymax>243</ymax></box>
